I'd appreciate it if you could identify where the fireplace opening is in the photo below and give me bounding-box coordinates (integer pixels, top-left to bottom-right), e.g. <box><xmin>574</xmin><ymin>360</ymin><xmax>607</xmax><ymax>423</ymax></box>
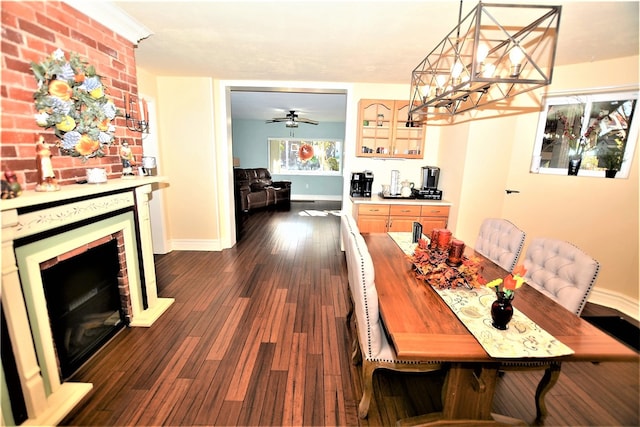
<box><xmin>41</xmin><ymin>238</ymin><xmax>125</xmax><ymax>379</ymax></box>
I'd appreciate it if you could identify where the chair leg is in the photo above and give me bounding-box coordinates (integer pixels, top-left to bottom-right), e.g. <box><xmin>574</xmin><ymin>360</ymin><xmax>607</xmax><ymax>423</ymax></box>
<box><xmin>351</xmin><ymin>337</ymin><xmax>362</xmax><ymax>365</ymax></box>
<box><xmin>535</xmin><ymin>362</ymin><xmax>562</xmax><ymax>423</ymax></box>
<box><xmin>358</xmin><ymin>360</ymin><xmax>376</xmax><ymax>419</ymax></box>
<box><xmin>346</xmin><ymin>294</ymin><xmax>353</xmax><ymax>328</ymax></box>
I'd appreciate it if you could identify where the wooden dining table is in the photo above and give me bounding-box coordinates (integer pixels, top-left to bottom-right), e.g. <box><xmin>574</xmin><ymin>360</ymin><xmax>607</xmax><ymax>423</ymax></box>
<box><xmin>362</xmin><ymin>233</ymin><xmax>638</xmax><ymax>426</ymax></box>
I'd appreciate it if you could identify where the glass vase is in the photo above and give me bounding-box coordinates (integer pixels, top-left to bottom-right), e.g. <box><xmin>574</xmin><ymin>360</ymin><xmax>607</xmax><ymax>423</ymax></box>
<box><xmin>491</xmin><ymin>292</ymin><xmax>514</xmax><ymax>330</ymax></box>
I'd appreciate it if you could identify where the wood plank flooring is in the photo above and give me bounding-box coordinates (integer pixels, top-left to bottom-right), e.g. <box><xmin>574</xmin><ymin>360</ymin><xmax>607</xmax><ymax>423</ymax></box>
<box><xmin>62</xmin><ymin>201</ymin><xmax>639</xmax><ymax>426</ymax></box>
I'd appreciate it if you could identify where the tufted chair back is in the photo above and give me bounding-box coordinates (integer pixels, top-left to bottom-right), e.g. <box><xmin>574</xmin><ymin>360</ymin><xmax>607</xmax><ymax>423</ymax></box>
<box><xmin>475</xmin><ymin>218</ymin><xmax>526</xmax><ymax>272</ymax></box>
<box><xmin>523</xmin><ymin>238</ymin><xmax>599</xmax><ymax>315</ymax></box>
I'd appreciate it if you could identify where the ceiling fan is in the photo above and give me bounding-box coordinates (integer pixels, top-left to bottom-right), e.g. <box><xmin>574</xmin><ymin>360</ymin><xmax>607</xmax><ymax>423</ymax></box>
<box><xmin>266</xmin><ymin>110</ymin><xmax>318</xmax><ymax>128</ymax></box>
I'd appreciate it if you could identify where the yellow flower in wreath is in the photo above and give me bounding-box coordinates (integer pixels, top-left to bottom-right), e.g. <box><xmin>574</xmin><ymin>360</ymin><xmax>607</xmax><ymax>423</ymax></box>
<box><xmin>75</xmin><ymin>134</ymin><xmax>99</xmax><ymax>156</ymax></box>
<box><xmin>55</xmin><ymin>115</ymin><xmax>76</xmax><ymax>132</ymax></box>
<box><xmin>90</xmin><ymin>86</ymin><xmax>104</xmax><ymax>99</ymax></box>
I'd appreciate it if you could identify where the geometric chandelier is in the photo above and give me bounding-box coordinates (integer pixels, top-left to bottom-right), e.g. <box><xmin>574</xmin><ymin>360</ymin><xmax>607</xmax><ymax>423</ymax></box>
<box><xmin>409</xmin><ymin>1</ymin><xmax>561</xmax><ymax>120</ymax></box>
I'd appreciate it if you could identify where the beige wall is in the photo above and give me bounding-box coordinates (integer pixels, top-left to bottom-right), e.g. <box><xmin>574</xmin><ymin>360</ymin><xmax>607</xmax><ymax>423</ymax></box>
<box><xmin>155</xmin><ymin>76</ymin><xmax>220</xmax><ymax>248</ymax></box>
<box><xmin>451</xmin><ymin>56</ymin><xmax>639</xmax><ymax>314</ymax></box>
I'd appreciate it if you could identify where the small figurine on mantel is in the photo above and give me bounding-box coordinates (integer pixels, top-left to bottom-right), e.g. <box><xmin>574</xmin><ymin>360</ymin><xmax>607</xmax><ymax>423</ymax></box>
<box><xmin>1</xmin><ymin>169</ymin><xmax>22</xmax><ymax>199</ymax></box>
<box><xmin>35</xmin><ymin>136</ymin><xmax>60</xmax><ymax>192</ymax></box>
<box><xmin>120</xmin><ymin>140</ymin><xmax>136</xmax><ymax>177</ymax></box>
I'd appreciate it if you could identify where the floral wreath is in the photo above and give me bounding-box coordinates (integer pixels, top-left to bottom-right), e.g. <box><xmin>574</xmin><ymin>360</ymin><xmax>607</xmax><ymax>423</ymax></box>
<box><xmin>31</xmin><ymin>49</ymin><xmax>117</xmax><ymax>161</ymax></box>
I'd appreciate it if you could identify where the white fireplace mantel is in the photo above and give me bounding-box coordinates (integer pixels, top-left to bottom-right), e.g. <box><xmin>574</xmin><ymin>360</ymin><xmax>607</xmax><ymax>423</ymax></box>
<box><xmin>1</xmin><ymin>176</ymin><xmax>173</xmax><ymax>426</ymax></box>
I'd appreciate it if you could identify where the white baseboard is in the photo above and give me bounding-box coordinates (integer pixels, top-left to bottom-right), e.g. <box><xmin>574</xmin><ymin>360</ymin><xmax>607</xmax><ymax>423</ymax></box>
<box><xmin>169</xmin><ymin>239</ymin><xmax>222</xmax><ymax>251</ymax></box>
<box><xmin>291</xmin><ymin>194</ymin><xmax>342</xmax><ymax>201</ymax></box>
<box><xmin>588</xmin><ymin>288</ymin><xmax>639</xmax><ymax>321</ymax></box>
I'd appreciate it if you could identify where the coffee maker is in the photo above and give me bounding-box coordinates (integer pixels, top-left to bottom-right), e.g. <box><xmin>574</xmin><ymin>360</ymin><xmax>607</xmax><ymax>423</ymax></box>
<box><xmin>413</xmin><ymin>166</ymin><xmax>442</xmax><ymax>200</ymax></box>
<box><xmin>350</xmin><ymin>171</ymin><xmax>374</xmax><ymax>197</ymax></box>
<box><xmin>421</xmin><ymin>166</ymin><xmax>440</xmax><ymax>189</ymax></box>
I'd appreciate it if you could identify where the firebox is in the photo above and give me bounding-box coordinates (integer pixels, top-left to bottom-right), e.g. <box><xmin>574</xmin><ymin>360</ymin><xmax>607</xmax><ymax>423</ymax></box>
<box><xmin>41</xmin><ymin>238</ymin><xmax>125</xmax><ymax>379</ymax></box>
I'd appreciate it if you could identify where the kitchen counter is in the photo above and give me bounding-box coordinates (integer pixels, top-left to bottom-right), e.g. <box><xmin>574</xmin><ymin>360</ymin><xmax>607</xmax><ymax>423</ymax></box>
<box><xmin>350</xmin><ymin>194</ymin><xmax>451</xmax><ymax>206</ymax></box>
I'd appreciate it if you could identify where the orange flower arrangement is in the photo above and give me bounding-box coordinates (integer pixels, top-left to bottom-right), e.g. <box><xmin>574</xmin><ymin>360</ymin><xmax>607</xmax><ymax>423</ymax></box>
<box><xmin>486</xmin><ymin>265</ymin><xmax>527</xmax><ymax>299</ymax></box>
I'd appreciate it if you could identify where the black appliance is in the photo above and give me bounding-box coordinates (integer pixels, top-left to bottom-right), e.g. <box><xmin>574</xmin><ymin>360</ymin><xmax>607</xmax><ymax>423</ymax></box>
<box><xmin>414</xmin><ymin>166</ymin><xmax>442</xmax><ymax>200</ymax></box>
<box><xmin>41</xmin><ymin>240</ymin><xmax>124</xmax><ymax>379</ymax></box>
<box><xmin>421</xmin><ymin>166</ymin><xmax>440</xmax><ymax>189</ymax></box>
<box><xmin>350</xmin><ymin>171</ymin><xmax>374</xmax><ymax>197</ymax></box>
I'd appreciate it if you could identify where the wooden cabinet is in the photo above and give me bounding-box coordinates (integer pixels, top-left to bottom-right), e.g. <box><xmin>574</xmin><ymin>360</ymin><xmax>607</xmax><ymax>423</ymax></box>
<box><xmin>355</xmin><ymin>204</ymin><xmax>390</xmax><ymax>233</ymax></box>
<box><xmin>388</xmin><ymin>205</ymin><xmax>421</xmax><ymax>232</ymax></box>
<box><xmin>356</xmin><ymin>99</ymin><xmax>424</xmax><ymax>159</ymax></box>
<box><xmin>353</xmin><ymin>203</ymin><xmax>449</xmax><ymax>234</ymax></box>
<box><xmin>419</xmin><ymin>205</ymin><xmax>450</xmax><ymax>236</ymax></box>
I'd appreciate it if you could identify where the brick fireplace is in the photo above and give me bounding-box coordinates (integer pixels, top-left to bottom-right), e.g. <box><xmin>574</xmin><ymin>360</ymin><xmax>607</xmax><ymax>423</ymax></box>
<box><xmin>1</xmin><ymin>178</ymin><xmax>172</xmax><ymax>426</ymax></box>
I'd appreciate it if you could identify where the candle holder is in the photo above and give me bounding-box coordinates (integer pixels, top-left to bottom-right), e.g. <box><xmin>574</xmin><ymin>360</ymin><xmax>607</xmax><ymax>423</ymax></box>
<box><xmin>447</xmin><ymin>239</ymin><xmax>465</xmax><ymax>266</ymax></box>
<box><xmin>124</xmin><ymin>93</ymin><xmax>150</xmax><ymax>133</ymax></box>
<box><xmin>437</xmin><ymin>229</ymin><xmax>452</xmax><ymax>251</ymax></box>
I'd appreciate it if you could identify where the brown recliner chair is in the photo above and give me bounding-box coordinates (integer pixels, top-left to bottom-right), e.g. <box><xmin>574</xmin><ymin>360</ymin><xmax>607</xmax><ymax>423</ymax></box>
<box><xmin>234</xmin><ymin>167</ymin><xmax>291</xmax><ymax>212</ymax></box>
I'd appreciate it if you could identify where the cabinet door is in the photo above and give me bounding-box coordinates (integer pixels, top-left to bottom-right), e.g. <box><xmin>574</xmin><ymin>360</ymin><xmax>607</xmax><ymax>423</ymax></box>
<box><xmin>420</xmin><ymin>206</ymin><xmax>450</xmax><ymax>236</ymax></box>
<box><xmin>357</xmin><ymin>100</ymin><xmax>394</xmax><ymax>157</ymax></box>
<box><xmin>392</xmin><ymin>101</ymin><xmax>424</xmax><ymax>158</ymax></box>
<box><xmin>358</xmin><ymin>216</ymin><xmax>389</xmax><ymax>233</ymax></box>
<box><xmin>355</xmin><ymin>204</ymin><xmax>390</xmax><ymax>233</ymax></box>
<box><xmin>388</xmin><ymin>216</ymin><xmax>420</xmax><ymax>232</ymax></box>
<box><xmin>419</xmin><ymin>218</ymin><xmax>448</xmax><ymax>237</ymax></box>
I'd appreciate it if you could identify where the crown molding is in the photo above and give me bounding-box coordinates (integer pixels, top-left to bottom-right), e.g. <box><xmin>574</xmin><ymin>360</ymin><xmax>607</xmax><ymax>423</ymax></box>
<box><xmin>64</xmin><ymin>0</ymin><xmax>152</xmax><ymax>45</ymax></box>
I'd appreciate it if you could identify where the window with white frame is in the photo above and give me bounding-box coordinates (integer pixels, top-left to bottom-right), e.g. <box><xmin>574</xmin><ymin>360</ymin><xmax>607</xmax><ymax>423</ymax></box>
<box><xmin>268</xmin><ymin>138</ymin><xmax>342</xmax><ymax>175</ymax></box>
<box><xmin>531</xmin><ymin>90</ymin><xmax>638</xmax><ymax>178</ymax></box>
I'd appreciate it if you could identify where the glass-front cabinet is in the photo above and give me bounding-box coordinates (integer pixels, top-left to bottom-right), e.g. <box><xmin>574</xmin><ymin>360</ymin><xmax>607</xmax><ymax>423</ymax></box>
<box><xmin>356</xmin><ymin>99</ymin><xmax>425</xmax><ymax>158</ymax></box>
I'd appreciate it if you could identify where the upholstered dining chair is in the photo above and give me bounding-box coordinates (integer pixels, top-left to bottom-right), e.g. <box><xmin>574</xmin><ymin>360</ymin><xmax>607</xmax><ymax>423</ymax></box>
<box><xmin>501</xmin><ymin>237</ymin><xmax>600</xmax><ymax>422</ymax></box>
<box><xmin>523</xmin><ymin>237</ymin><xmax>600</xmax><ymax>316</ymax></box>
<box><xmin>341</xmin><ymin>215</ymin><xmax>443</xmax><ymax>419</ymax></box>
<box><xmin>475</xmin><ymin>218</ymin><xmax>526</xmax><ymax>272</ymax></box>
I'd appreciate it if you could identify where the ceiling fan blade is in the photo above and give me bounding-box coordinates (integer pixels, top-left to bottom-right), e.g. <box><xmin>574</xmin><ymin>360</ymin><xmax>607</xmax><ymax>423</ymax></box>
<box><xmin>297</xmin><ymin>118</ymin><xmax>319</xmax><ymax>125</ymax></box>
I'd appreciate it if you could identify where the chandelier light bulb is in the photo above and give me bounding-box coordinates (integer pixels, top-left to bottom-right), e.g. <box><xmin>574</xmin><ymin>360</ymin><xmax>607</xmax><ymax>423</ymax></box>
<box><xmin>482</xmin><ymin>63</ymin><xmax>496</xmax><ymax>78</ymax></box>
<box><xmin>435</xmin><ymin>75</ymin><xmax>447</xmax><ymax>96</ymax></box>
<box><xmin>509</xmin><ymin>45</ymin><xmax>525</xmax><ymax>64</ymax></box>
<box><xmin>451</xmin><ymin>60</ymin><xmax>464</xmax><ymax>79</ymax></box>
<box><xmin>509</xmin><ymin>45</ymin><xmax>525</xmax><ymax>76</ymax></box>
<box><xmin>476</xmin><ymin>43</ymin><xmax>489</xmax><ymax>63</ymax></box>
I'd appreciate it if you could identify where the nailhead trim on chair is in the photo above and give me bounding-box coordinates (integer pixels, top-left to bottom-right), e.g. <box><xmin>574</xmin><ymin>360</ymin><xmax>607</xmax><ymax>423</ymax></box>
<box><xmin>354</xmin><ymin>238</ymin><xmax>375</xmax><ymax>359</ymax></box>
<box><xmin>576</xmin><ymin>247</ymin><xmax>600</xmax><ymax>316</ymax></box>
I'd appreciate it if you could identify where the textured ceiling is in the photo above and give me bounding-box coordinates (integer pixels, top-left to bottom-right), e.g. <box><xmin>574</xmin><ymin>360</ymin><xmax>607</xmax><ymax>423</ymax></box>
<box><xmin>113</xmin><ymin>0</ymin><xmax>639</xmax><ymax>121</ymax></box>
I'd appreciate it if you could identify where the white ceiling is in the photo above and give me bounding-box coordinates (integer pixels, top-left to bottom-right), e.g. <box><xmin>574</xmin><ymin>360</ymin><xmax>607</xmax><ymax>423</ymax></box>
<box><xmin>112</xmin><ymin>0</ymin><xmax>639</xmax><ymax>122</ymax></box>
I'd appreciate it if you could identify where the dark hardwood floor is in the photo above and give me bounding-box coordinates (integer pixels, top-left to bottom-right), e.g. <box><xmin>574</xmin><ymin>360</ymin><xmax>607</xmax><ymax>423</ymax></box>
<box><xmin>62</xmin><ymin>201</ymin><xmax>639</xmax><ymax>426</ymax></box>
